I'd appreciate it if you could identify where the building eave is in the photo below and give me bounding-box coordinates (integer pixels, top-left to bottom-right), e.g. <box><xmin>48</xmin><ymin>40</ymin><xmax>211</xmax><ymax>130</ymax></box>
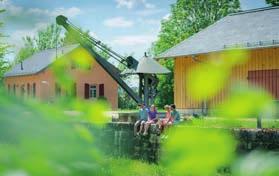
<box><xmin>156</xmin><ymin>43</ymin><xmax>279</xmax><ymax>59</ymax></box>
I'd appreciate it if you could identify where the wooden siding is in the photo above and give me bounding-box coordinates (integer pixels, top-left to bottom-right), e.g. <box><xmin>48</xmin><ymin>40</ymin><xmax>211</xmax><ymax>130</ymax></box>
<box><xmin>174</xmin><ymin>47</ymin><xmax>279</xmax><ymax>110</ymax></box>
<box><xmin>248</xmin><ymin>69</ymin><xmax>279</xmax><ymax>99</ymax></box>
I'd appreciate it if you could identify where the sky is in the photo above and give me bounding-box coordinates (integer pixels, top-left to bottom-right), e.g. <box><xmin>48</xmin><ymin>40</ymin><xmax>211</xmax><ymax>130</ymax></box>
<box><xmin>0</xmin><ymin>0</ymin><xmax>269</xmax><ymax>61</ymax></box>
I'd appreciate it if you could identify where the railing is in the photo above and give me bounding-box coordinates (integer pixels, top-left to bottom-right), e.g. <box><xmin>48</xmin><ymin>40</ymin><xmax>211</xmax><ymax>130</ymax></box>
<box><xmin>224</xmin><ymin>40</ymin><xmax>279</xmax><ymax>49</ymax></box>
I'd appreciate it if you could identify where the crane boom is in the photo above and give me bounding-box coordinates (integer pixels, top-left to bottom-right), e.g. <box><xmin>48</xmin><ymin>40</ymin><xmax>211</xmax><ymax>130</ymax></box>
<box><xmin>56</xmin><ymin>15</ymin><xmax>142</xmax><ymax>103</ymax></box>
<box><xmin>56</xmin><ymin>15</ymin><xmax>138</xmax><ymax>69</ymax></box>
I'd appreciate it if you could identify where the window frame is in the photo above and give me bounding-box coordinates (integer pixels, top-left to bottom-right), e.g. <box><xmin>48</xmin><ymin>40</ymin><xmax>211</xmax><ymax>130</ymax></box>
<box><xmin>32</xmin><ymin>83</ymin><xmax>36</xmax><ymax>98</ymax></box>
<box><xmin>89</xmin><ymin>84</ymin><xmax>98</xmax><ymax>99</ymax></box>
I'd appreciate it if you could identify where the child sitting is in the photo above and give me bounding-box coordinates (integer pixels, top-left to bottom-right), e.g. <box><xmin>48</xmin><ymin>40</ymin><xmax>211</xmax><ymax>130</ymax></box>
<box><xmin>170</xmin><ymin>104</ymin><xmax>180</xmax><ymax>124</ymax></box>
<box><xmin>143</xmin><ymin>104</ymin><xmax>158</xmax><ymax>136</ymax></box>
<box><xmin>158</xmin><ymin>105</ymin><xmax>174</xmax><ymax>131</ymax></box>
<box><xmin>134</xmin><ymin>103</ymin><xmax>148</xmax><ymax>136</ymax></box>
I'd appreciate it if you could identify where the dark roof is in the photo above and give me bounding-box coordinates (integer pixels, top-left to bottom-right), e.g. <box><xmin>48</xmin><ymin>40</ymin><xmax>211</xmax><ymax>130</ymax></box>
<box><xmin>157</xmin><ymin>6</ymin><xmax>279</xmax><ymax>59</ymax></box>
<box><xmin>4</xmin><ymin>45</ymin><xmax>79</xmax><ymax>77</ymax></box>
<box><xmin>4</xmin><ymin>45</ymin><xmax>120</xmax><ymax>77</ymax></box>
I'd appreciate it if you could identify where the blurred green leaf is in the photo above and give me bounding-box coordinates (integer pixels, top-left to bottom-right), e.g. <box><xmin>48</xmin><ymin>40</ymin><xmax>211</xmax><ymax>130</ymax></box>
<box><xmin>186</xmin><ymin>49</ymin><xmax>248</xmax><ymax>101</ymax></box>
<box><xmin>232</xmin><ymin>151</ymin><xmax>279</xmax><ymax>176</ymax></box>
<box><xmin>161</xmin><ymin>127</ymin><xmax>236</xmax><ymax>176</ymax></box>
<box><xmin>216</xmin><ymin>84</ymin><xmax>275</xmax><ymax>118</ymax></box>
<box><xmin>187</xmin><ymin>62</ymin><xmax>229</xmax><ymax>101</ymax></box>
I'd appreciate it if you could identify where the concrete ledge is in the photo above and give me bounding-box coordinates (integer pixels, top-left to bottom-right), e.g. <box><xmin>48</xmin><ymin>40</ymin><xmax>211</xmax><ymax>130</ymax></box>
<box><xmin>110</xmin><ymin>112</ymin><xmax>166</xmax><ymax>122</ymax></box>
<box><xmin>100</xmin><ymin>122</ymin><xmax>279</xmax><ymax>162</ymax></box>
<box><xmin>177</xmin><ymin>108</ymin><xmax>205</xmax><ymax>116</ymax></box>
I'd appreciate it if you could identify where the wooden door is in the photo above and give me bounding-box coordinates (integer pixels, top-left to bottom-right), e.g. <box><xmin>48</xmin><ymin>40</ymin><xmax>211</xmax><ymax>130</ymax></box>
<box><xmin>248</xmin><ymin>69</ymin><xmax>279</xmax><ymax>99</ymax></box>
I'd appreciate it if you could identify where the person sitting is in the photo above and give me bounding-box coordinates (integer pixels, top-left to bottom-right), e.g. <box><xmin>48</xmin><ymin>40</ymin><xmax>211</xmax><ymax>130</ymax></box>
<box><xmin>158</xmin><ymin>105</ymin><xmax>174</xmax><ymax>131</ymax></box>
<box><xmin>134</xmin><ymin>103</ymin><xmax>148</xmax><ymax>136</ymax></box>
<box><xmin>143</xmin><ymin>104</ymin><xmax>158</xmax><ymax>136</ymax></box>
<box><xmin>170</xmin><ymin>104</ymin><xmax>181</xmax><ymax>124</ymax></box>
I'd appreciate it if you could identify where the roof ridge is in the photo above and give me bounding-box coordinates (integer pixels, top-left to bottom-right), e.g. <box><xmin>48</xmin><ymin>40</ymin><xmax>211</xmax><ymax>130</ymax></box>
<box><xmin>39</xmin><ymin>44</ymin><xmax>79</xmax><ymax>52</ymax></box>
<box><xmin>229</xmin><ymin>6</ymin><xmax>279</xmax><ymax>16</ymax></box>
<box><xmin>20</xmin><ymin>44</ymin><xmax>79</xmax><ymax>64</ymax></box>
<box><xmin>24</xmin><ymin>44</ymin><xmax>79</xmax><ymax>60</ymax></box>
<box><xmin>4</xmin><ymin>44</ymin><xmax>79</xmax><ymax>77</ymax></box>
<box><xmin>157</xmin><ymin>5</ymin><xmax>279</xmax><ymax>59</ymax></box>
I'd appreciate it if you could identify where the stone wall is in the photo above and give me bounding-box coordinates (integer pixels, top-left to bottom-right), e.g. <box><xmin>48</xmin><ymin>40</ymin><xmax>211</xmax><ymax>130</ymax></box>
<box><xmin>100</xmin><ymin>122</ymin><xmax>160</xmax><ymax>163</ymax></box>
<box><xmin>233</xmin><ymin>128</ymin><xmax>279</xmax><ymax>152</ymax></box>
<box><xmin>100</xmin><ymin>122</ymin><xmax>279</xmax><ymax>163</ymax></box>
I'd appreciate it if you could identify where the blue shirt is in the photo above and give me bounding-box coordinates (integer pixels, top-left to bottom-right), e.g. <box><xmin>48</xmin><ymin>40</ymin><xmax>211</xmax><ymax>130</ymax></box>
<box><xmin>139</xmin><ymin>108</ymin><xmax>148</xmax><ymax>121</ymax></box>
<box><xmin>171</xmin><ymin>110</ymin><xmax>181</xmax><ymax>123</ymax></box>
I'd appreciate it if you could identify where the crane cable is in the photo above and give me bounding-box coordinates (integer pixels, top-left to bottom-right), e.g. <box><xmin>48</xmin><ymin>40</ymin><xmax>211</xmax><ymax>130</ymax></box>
<box><xmin>67</xmin><ymin>20</ymin><xmax>128</xmax><ymax>67</ymax></box>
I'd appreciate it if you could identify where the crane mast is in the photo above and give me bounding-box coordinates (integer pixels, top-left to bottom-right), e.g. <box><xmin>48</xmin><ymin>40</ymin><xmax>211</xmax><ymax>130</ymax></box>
<box><xmin>56</xmin><ymin>15</ymin><xmax>142</xmax><ymax>103</ymax></box>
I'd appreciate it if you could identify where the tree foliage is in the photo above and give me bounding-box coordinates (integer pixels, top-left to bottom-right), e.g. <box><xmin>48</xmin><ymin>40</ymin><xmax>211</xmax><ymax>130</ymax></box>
<box><xmin>151</xmin><ymin>0</ymin><xmax>240</xmax><ymax>108</ymax></box>
<box><xmin>118</xmin><ymin>88</ymin><xmax>137</xmax><ymax>109</ymax></box>
<box><xmin>116</xmin><ymin>57</ymin><xmax>138</xmax><ymax>110</ymax></box>
<box><xmin>16</xmin><ymin>23</ymin><xmax>110</xmax><ymax>64</ymax></box>
<box><xmin>15</xmin><ymin>36</ymin><xmax>36</xmax><ymax>63</ymax></box>
<box><xmin>15</xmin><ymin>24</ymin><xmax>63</xmax><ymax>63</ymax></box>
<box><xmin>266</xmin><ymin>0</ymin><xmax>279</xmax><ymax>6</ymax></box>
<box><xmin>0</xmin><ymin>9</ymin><xmax>10</xmax><ymax>83</ymax></box>
<box><xmin>0</xmin><ymin>59</ymin><xmax>10</xmax><ymax>84</ymax></box>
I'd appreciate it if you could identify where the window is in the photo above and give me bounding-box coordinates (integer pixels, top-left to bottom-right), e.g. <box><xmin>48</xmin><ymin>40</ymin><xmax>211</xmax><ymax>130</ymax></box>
<box><xmin>55</xmin><ymin>83</ymin><xmax>61</xmax><ymax>97</ymax></box>
<box><xmin>64</xmin><ymin>83</ymin><xmax>76</xmax><ymax>97</ymax></box>
<box><xmin>13</xmin><ymin>84</ymin><xmax>16</xmax><ymax>95</ymax></box>
<box><xmin>32</xmin><ymin>83</ymin><xmax>36</xmax><ymax>97</ymax></box>
<box><xmin>89</xmin><ymin>85</ymin><xmax>97</xmax><ymax>99</ymax></box>
<box><xmin>27</xmin><ymin>83</ymin><xmax>30</xmax><ymax>96</ymax></box>
<box><xmin>71</xmin><ymin>61</ymin><xmax>91</xmax><ymax>70</ymax></box>
<box><xmin>71</xmin><ymin>61</ymin><xmax>76</xmax><ymax>70</ymax></box>
<box><xmin>84</xmin><ymin>83</ymin><xmax>89</xmax><ymax>99</ymax></box>
<box><xmin>84</xmin><ymin>84</ymin><xmax>99</xmax><ymax>100</ymax></box>
<box><xmin>20</xmin><ymin>84</ymin><xmax>25</xmax><ymax>96</ymax></box>
<box><xmin>99</xmin><ymin>84</ymin><xmax>104</xmax><ymax>97</ymax></box>
<box><xmin>72</xmin><ymin>83</ymin><xmax>77</xmax><ymax>97</ymax></box>
<box><xmin>86</xmin><ymin>65</ymin><xmax>92</xmax><ymax>70</ymax></box>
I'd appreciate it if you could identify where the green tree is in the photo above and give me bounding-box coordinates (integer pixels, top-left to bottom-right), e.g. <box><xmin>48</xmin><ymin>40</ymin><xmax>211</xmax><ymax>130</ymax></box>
<box><xmin>35</xmin><ymin>23</ymin><xmax>62</xmax><ymax>51</ymax></box>
<box><xmin>116</xmin><ymin>57</ymin><xmax>137</xmax><ymax>110</ymax></box>
<box><xmin>151</xmin><ymin>0</ymin><xmax>240</xmax><ymax>108</ymax></box>
<box><xmin>15</xmin><ymin>36</ymin><xmax>36</xmax><ymax>63</ymax></box>
<box><xmin>0</xmin><ymin>9</ymin><xmax>11</xmax><ymax>83</ymax></box>
<box><xmin>266</xmin><ymin>0</ymin><xmax>279</xmax><ymax>6</ymax></box>
<box><xmin>0</xmin><ymin>59</ymin><xmax>10</xmax><ymax>84</ymax></box>
<box><xmin>16</xmin><ymin>22</ymin><xmax>111</xmax><ymax>63</ymax></box>
<box><xmin>118</xmin><ymin>87</ymin><xmax>137</xmax><ymax>109</ymax></box>
<box><xmin>15</xmin><ymin>24</ymin><xmax>62</xmax><ymax>63</ymax></box>
<box><xmin>0</xmin><ymin>10</ymin><xmax>9</xmax><ymax>59</ymax></box>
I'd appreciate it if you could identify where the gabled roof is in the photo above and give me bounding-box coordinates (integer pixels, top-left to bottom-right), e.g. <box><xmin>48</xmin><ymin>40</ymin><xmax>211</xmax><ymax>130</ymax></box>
<box><xmin>157</xmin><ymin>6</ymin><xmax>279</xmax><ymax>59</ymax></box>
<box><xmin>136</xmin><ymin>55</ymin><xmax>170</xmax><ymax>74</ymax></box>
<box><xmin>4</xmin><ymin>45</ymin><xmax>79</xmax><ymax>77</ymax></box>
<box><xmin>4</xmin><ymin>45</ymin><xmax>120</xmax><ymax>77</ymax></box>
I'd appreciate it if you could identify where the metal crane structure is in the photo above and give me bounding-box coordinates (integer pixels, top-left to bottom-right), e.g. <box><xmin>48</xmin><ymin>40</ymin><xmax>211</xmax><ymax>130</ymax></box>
<box><xmin>56</xmin><ymin>15</ymin><xmax>169</xmax><ymax>106</ymax></box>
